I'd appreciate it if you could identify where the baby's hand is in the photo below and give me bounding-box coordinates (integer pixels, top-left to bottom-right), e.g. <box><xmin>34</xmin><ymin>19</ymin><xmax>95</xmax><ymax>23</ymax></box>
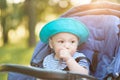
<box><xmin>59</xmin><ymin>49</ymin><xmax>72</xmax><ymax>62</ymax></box>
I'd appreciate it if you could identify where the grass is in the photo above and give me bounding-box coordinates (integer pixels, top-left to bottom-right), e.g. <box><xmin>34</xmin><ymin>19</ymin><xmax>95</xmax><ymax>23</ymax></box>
<box><xmin>0</xmin><ymin>42</ymin><xmax>34</xmax><ymax>80</ymax></box>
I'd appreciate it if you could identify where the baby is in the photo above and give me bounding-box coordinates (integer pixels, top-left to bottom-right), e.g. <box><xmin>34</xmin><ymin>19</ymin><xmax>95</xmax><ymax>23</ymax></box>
<box><xmin>39</xmin><ymin>18</ymin><xmax>89</xmax><ymax>75</ymax></box>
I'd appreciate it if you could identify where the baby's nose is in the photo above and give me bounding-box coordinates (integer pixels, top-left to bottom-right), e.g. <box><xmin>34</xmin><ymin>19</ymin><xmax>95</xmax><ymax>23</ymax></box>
<box><xmin>64</xmin><ymin>43</ymin><xmax>70</xmax><ymax>49</ymax></box>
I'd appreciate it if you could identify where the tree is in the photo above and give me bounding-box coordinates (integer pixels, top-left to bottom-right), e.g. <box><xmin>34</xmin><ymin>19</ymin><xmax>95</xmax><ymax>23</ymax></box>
<box><xmin>24</xmin><ymin>0</ymin><xmax>36</xmax><ymax>47</ymax></box>
<box><xmin>0</xmin><ymin>0</ymin><xmax>8</xmax><ymax>45</ymax></box>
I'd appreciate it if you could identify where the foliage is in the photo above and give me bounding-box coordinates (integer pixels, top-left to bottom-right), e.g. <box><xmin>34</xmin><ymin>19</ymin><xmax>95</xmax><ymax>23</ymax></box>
<box><xmin>0</xmin><ymin>0</ymin><xmax>72</xmax><ymax>46</ymax></box>
<box><xmin>34</xmin><ymin>0</ymin><xmax>72</xmax><ymax>22</ymax></box>
<box><xmin>0</xmin><ymin>0</ymin><xmax>7</xmax><ymax>9</ymax></box>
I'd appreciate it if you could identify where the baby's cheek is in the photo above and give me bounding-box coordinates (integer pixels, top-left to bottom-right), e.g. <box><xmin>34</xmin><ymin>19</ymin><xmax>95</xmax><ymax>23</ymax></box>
<box><xmin>57</xmin><ymin>47</ymin><xmax>64</xmax><ymax>52</ymax></box>
<box><xmin>71</xmin><ymin>50</ymin><xmax>77</xmax><ymax>55</ymax></box>
<box><xmin>55</xmin><ymin>49</ymin><xmax>62</xmax><ymax>55</ymax></box>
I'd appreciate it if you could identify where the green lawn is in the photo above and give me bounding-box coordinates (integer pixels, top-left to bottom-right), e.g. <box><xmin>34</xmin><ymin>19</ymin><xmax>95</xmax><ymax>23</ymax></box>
<box><xmin>0</xmin><ymin>43</ymin><xmax>34</xmax><ymax>80</ymax></box>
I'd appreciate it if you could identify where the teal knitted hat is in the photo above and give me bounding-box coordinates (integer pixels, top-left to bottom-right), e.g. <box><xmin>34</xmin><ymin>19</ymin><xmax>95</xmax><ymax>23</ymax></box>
<box><xmin>39</xmin><ymin>18</ymin><xmax>89</xmax><ymax>44</ymax></box>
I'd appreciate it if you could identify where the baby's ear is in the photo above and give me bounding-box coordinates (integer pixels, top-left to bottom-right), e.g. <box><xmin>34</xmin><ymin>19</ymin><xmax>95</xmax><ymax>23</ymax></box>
<box><xmin>49</xmin><ymin>39</ymin><xmax>53</xmax><ymax>49</ymax></box>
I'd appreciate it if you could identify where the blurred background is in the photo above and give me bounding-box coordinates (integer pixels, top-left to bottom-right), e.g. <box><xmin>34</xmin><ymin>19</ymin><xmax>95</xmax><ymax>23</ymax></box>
<box><xmin>0</xmin><ymin>0</ymin><xmax>120</xmax><ymax>80</ymax></box>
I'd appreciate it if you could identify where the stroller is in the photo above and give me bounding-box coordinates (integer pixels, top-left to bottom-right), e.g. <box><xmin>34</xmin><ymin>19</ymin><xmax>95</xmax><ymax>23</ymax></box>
<box><xmin>0</xmin><ymin>1</ymin><xmax>120</xmax><ymax>80</ymax></box>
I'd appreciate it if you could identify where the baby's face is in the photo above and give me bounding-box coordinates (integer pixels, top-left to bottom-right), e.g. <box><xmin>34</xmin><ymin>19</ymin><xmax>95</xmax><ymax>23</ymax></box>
<box><xmin>49</xmin><ymin>32</ymin><xmax>79</xmax><ymax>60</ymax></box>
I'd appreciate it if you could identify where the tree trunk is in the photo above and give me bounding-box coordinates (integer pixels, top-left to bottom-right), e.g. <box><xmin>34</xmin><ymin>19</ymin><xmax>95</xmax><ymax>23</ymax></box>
<box><xmin>0</xmin><ymin>0</ymin><xmax>8</xmax><ymax>45</ymax></box>
<box><xmin>24</xmin><ymin>0</ymin><xmax>36</xmax><ymax>47</ymax></box>
<box><xmin>2</xmin><ymin>12</ymin><xmax>8</xmax><ymax>45</ymax></box>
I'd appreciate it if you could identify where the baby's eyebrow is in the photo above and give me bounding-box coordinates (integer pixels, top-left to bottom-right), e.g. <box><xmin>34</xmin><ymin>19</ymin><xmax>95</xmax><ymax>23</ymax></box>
<box><xmin>71</xmin><ymin>39</ymin><xmax>77</xmax><ymax>40</ymax></box>
<box><xmin>57</xmin><ymin>39</ymin><xmax>63</xmax><ymax>41</ymax></box>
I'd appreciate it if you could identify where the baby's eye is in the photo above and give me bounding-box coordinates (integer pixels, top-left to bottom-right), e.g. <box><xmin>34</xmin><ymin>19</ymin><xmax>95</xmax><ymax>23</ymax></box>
<box><xmin>71</xmin><ymin>40</ymin><xmax>75</xmax><ymax>43</ymax></box>
<box><xmin>58</xmin><ymin>41</ymin><xmax>64</xmax><ymax>43</ymax></box>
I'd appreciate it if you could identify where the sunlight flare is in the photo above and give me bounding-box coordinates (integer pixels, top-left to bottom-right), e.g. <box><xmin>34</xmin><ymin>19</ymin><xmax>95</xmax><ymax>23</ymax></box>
<box><xmin>70</xmin><ymin>0</ymin><xmax>92</xmax><ymax>6</ymax></box>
